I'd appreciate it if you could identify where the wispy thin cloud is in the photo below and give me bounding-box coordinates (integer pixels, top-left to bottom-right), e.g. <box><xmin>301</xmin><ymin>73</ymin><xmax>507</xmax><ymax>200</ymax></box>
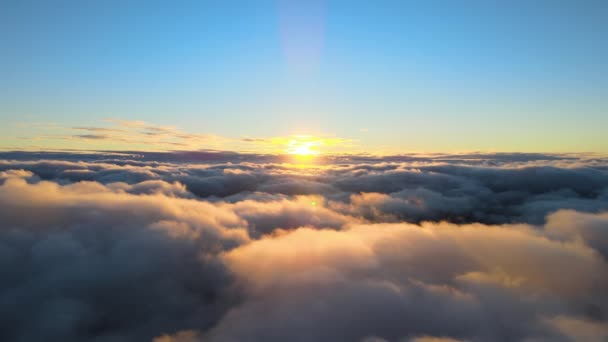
<box><xmin>72</xmin><ymin>126</ymin><xmax>127</xmax><ymax>133</ymax></box>
<box><xmin>6</xmin><ymin>119</ymin><xmax>361</xmax><ymax>154</ymax></box>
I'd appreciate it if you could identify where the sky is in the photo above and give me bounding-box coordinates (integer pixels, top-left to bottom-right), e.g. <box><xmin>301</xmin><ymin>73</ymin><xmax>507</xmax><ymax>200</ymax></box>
<box><xmin>1</xmin><ymin>0</ymin><xmax>607</xmax><ymax>153</ymax></box>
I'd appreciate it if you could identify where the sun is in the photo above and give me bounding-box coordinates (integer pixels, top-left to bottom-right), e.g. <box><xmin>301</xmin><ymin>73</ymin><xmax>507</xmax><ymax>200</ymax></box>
<box><xmin>286</xmin><ymin>137</ymin><xmax>321</xmax><ymax>157</ymax></box>
<box><xmin>289</xmin><ymin>142</ymin><xmax>319</xmax><ymax>156</ymax></box>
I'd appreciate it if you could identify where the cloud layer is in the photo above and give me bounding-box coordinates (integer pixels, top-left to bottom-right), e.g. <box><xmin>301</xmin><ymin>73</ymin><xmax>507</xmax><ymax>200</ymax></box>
<box><xmin>0</xmin><ymin>151</ymin><xmax>607</xmax><ymax>341</ymax></box>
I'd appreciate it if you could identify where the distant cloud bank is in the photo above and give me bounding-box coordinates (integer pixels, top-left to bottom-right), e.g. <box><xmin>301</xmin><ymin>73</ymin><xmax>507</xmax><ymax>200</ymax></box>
<box><xmin>0</xmin><ymin>151</ymin><xmax>607</xmax><ymax>341</ymax></box>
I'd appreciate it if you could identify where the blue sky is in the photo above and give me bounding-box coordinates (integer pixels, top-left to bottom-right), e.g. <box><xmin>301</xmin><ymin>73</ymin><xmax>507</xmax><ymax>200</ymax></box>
<box><xmin>1</xmin><ymin>0</ymin><xmax>607</xmax><ymax>153</ymax></box>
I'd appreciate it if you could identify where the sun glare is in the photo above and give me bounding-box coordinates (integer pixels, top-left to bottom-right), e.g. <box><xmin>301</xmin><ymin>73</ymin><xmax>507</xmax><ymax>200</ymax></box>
<box><xmin>286</xmin><ymin>137</ymin><xmax>321</xmax><ymax>157</ymax></box>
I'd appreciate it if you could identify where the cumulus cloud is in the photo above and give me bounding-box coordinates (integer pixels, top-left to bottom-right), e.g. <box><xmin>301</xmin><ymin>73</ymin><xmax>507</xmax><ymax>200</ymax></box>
<box><xmin>0</xmin><ymin>177</ymin><xmax>249</xmax><ymax>341</ymax></box>
<box><xmin>207</xmin><ymin>218</ymin><xmax>608</xmax><ymax>341</ymax></box>
<box><xmin>0</xmin><ymin>151</ymin><xmax>607</xmax><ymax>341</ymax></box>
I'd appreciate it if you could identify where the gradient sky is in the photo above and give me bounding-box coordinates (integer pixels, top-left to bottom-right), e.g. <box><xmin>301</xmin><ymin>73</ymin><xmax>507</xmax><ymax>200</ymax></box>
<box><xmin>1</xmin><ymin>0</ymin><xmax>607</xmax><ymax>153</ymax></box>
